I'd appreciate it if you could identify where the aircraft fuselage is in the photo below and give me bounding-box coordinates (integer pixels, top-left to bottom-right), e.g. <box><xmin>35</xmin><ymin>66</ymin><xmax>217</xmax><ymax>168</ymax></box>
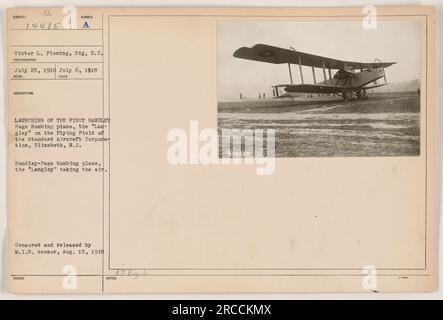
<box><xmin>321</xmin><ymin>67</ymin><xmax>385</xmax><ymax>89</ymax></box>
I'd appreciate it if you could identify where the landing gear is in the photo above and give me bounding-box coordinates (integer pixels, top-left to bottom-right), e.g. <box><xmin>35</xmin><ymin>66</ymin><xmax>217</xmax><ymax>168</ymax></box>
<box><xmin>354</xmin><ymin>89</ymin><xmax>368</xmax><ymax>100</ymax></box>
<box><xmin>342</xmin><ymin>90</ymin><xmax>353</xmax><ymax>101</ymax></box>
<box><xmin>342</xmin><ymin>89</ymin><xmax>368</xmax><ymax>101</ymax></box>
<box><xmin>358</xmin><ymin>89</ymin><xmax>368</xmax><ymax>100</ymax></box>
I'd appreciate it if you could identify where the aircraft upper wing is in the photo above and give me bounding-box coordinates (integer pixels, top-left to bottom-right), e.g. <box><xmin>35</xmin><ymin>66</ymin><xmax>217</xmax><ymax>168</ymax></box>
<box><xmin>233</xmin><ymin>44</ymin><xmax>396</xmax><ymax>70</ymax></box>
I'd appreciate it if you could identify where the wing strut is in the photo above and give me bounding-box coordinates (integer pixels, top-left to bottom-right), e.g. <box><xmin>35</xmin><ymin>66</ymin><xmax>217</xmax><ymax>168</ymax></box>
<box><xmin>288</xmin><ymin>63</ymin><xmax>293</xmax><ymax>84</ymax></box>
<box><xmin>322</xmin><ymin>61</ymin><xmax>327</xmax><ymax>81</ymax></box>
<box><xmin>298</xmin><ymin>56</ymin><xmax>304</xmax><ymax>84</ymax></box>
<box><xmin>312</xmin><ymin>66</ymin><xmax>316</xmax><ymax>84</ymax></box>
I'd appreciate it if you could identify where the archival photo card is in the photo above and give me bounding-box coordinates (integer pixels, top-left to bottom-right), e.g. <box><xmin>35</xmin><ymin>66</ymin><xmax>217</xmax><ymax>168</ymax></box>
<box><xmin>6</xmin><ymin>6</ymin><xmax>435</xmax><ymax>293</ymax></box>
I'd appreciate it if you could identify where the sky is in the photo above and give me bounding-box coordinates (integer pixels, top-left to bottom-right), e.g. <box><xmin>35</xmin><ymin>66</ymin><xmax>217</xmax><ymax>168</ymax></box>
<box><xmin>217</xmin><ymin>20</ymin><xmax>421</xmax><ymax>100</ymax></box>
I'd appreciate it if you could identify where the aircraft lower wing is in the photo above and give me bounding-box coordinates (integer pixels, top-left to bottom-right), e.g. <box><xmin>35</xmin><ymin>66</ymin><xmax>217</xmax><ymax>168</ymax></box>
<box><xmin>362</xmin><ymin>83</ymin><xmax>388</xmax><ymax>90</ymax></box>
<box><xmin>284</xmin><ymin>84</ymin><xmax>344</xmax><ymax>94</ymax></box>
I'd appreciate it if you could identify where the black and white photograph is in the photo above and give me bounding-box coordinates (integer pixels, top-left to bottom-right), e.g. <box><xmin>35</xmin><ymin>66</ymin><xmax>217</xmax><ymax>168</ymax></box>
<box><xmin>217</xmin><ymin>20</ymin><xmax>421</xmax><ymax>157</ymax></box>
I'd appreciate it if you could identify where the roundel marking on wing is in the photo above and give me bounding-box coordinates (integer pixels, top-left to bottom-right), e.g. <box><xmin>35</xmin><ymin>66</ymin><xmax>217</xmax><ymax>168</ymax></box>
<box><xmin>258</xmin><ymin>50</ymin><xmax>275</xmax><ymax>57</ymax></box>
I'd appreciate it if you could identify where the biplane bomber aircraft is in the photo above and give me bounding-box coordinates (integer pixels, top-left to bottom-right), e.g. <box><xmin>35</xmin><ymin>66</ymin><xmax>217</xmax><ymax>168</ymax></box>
<box><xmin>233</xmin><ymin>44</ymin><xmax>396</xmax><ymax>101</ymax></box>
